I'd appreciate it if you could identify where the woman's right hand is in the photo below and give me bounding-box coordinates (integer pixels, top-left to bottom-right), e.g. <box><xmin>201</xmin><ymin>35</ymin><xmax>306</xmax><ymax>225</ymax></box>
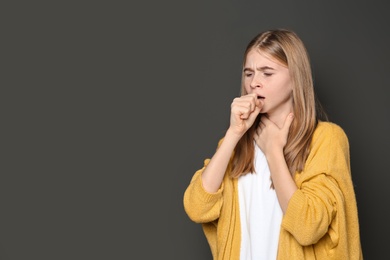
<box><xmin>229</xmin><ymin>93</ymin><xmax>263</xmax><ymax>137</ymax></box>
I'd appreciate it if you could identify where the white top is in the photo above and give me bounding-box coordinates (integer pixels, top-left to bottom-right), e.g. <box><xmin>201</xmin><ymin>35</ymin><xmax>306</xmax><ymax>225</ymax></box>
<box><xmin>238</xmin><ymin>144</ymin><xmax>283</xmax><ymax>260</ymax></box>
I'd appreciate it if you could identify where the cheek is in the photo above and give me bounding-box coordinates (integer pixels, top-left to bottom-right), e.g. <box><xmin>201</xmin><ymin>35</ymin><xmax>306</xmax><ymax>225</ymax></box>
<box><xmin>279</xmin><ymin>78</ymin><xmax>293</xmax><ymax>94</ymax></box>
<box><xmin>243</xmin><ymin>81</ymin><xmax>251</xmax><ymax>94</ymax></box>
<box><xmin>271</xmin><ymin>80</ymin><xmax>293</xmax><ymax>100</ymax></box>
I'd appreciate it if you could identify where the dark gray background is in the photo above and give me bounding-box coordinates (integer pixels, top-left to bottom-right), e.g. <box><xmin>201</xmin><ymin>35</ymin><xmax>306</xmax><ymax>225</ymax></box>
<box><xmin>2</xmin><ymin>0</ymin><xmax>389</xmax><ymax>259</ymax></box>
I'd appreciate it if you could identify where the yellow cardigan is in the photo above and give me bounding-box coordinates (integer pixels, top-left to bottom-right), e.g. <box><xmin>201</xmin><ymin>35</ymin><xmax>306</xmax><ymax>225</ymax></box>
<box><xmin>183</xmin><ymin>122</ymin><xmax>363</xmax><ymax>259</ymax></box>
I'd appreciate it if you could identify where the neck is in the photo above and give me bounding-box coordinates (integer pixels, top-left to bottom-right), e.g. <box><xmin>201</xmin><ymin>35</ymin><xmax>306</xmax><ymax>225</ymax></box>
<box><xmin>265</xmin><ymin>104</ymin><xmax>293</xmax><ymax>129</ymax></box>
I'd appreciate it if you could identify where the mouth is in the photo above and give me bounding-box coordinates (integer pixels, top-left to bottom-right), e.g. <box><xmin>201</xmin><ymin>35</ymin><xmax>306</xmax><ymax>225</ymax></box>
<box><xmin>257</xmin><ymin>95</ymin><xmax>265</xmax><ymax>100</ymax></box>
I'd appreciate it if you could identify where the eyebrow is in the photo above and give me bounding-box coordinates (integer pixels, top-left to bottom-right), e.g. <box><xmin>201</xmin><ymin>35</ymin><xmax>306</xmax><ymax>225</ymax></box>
<box><xmin>243</xmin><ymin>66</ymin><xmax>275</xmax><ymax>72</ymax></box>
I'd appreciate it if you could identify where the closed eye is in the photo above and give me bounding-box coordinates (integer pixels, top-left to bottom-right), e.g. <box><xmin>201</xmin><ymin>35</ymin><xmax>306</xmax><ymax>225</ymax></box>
<box><xmin>259</xmin><ymin>66</ymin><xmax>275</xmax><ymax>77</ymax></box>
<box><xmin>243</xmin><ymin>68</ymin><xmax>254</xmax><ymax>77</ymax></box>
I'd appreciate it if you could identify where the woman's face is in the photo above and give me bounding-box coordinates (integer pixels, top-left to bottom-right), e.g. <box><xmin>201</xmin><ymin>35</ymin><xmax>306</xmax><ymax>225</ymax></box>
<box><xmin>243</xmin><ymin>49</ymin><xmax>293</xmax><ymax>116</ymax></box>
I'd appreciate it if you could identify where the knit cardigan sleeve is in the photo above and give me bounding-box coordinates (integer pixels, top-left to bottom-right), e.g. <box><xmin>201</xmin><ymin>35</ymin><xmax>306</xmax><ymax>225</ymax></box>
<box><xmin>183</xmin><ymin>138</ymin><xmax>227</xmax><ymax>223</ymax></box>
<box><xmin>281</xmin><ymin>122</ymin><xmax>351</xmax><ymax>246</ymax></box>
<box><xmin>183</xmin><ymin>158</ymin><xmax>225</xmax><ymax>223</ymax></box>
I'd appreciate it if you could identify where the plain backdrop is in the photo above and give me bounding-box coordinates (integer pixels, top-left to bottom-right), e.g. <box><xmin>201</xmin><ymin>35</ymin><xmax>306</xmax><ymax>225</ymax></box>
<box><xmin>2</xmin><ymin>0</ymin><xmax>389</xmax><ymax>259</ymax></box>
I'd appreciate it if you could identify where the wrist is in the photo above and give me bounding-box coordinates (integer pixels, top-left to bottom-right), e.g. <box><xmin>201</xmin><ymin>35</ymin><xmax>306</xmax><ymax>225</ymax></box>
<box><xmin>265</xmin><ymin>147</ymin><xmax>285</xmax><ymax>161</ymax></box>
<box><xmin>225</xmin><ymin>128</ymin><xmax>244</xmax><ymax>142</ymax></box>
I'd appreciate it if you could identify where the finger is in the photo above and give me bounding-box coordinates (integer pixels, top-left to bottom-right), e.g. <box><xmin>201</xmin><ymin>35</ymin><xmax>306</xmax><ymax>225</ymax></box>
<box><xmin>282</xmin><ymin>113</ymin><xmax>294</xmax><ymax>132</ymax></box>
<box><xmin>247</xmin><ymin>94</ymin><xmax>262</xmax><ymax>112</ymax></box>
<box><xmin>241</xmin><ymin>93</ymin><xmax>258</xmax><ymax>111</ymax></box>
<box><xmin>242</xmin><ymin>107</ymin><xmax>258</xmax><ymax>123</ymax></box>
<box><xmin>240</xmin><ymin>114</ymin><xmax>248</xmax><ymax>120</ymax></box>
<box><xmin>244</xmin><ymin>93</ymin><xmax>257</xmax><ymax>100</ymax></box>
<box><xmin>233</xmin><ymin>98</ymin><xmax>255</xmax><ymax>113</ymax></box>
<box><xmin>232</xmin><ymin>103</ymin><xmax>251</xmax><ymax>112</ymax></box>
<box><xmin>255</xmin><ymin>98</ymin><xmax>263</xmax><ymax>110</ymax></box>
<box><xmin>247</xmin><ymin>104</ymin><xmax>261</xmax><ymax>120</ymax></box>
<box><xmin>233</xmin><ymin>99</ymin><xmax>260</xmax><ymax>120</ymax></box>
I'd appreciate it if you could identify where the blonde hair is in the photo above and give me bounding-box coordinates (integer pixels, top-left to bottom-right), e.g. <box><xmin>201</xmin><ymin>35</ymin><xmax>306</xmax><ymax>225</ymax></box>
<box><xmin>230</xmin><ymin>29</ymin><xmax>327</xmax><ymax>178</ymax></box>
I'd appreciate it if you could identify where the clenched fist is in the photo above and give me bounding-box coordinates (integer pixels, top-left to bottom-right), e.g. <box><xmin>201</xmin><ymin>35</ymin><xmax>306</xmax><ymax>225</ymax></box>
<box><xmin>229</xmin><ymin>93</ymin><xmax>263</xmax><ymax>137</ymax></box>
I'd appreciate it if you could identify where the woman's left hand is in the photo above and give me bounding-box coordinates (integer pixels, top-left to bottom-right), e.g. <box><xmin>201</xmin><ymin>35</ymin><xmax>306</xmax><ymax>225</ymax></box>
<box><xmin>254</xmin><ymin>113</ymin><xmax>294</xmax><ymax>156</ymax></box>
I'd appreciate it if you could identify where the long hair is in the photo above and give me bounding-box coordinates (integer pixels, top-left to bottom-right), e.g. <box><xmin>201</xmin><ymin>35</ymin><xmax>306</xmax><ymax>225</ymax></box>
<box><xmin>230</xmin><ymin>29</ymin><xmax>327</xmax><ymax>178</ymax></box>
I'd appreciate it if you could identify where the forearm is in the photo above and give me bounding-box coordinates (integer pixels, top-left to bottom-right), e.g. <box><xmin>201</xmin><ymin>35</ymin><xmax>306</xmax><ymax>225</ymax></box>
<box><xmin>266</xmin><ymin>150</ymin><xmax>297</xmax><ymax>213</ymax></box>
<box><xmin>201</xmin><ymin>129</ymin><xmax>241</xmax><ymax>193</ymax></box>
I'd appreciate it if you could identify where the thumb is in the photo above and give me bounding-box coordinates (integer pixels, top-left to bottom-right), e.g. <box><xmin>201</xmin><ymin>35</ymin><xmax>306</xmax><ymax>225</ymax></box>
<box><xmin>247</xmin><ymin>105</ymin><xmax>261</xmax><ymax>125</ymax></box>
<box><xmin>283</xmin><ymin>113</ymin><xmax>294</xmax><ymax>132</ymax></box>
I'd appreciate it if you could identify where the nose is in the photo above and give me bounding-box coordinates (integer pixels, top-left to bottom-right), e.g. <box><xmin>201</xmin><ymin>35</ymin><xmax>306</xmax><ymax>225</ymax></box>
<box><xmin>250</xmin><ymin>74</ymin><xmax>262</xmax><ymax>89</ymax></box>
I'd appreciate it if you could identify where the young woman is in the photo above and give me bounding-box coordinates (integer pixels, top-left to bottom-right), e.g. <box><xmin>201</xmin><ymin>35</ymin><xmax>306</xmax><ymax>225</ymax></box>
<box><xmin>183</xmin><ymin>29</ymin><xmax>363</xmax><ymax>259</ymax></box>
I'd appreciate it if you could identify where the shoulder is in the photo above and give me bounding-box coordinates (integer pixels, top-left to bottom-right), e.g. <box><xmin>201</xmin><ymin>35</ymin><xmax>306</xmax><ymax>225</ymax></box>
<box><xmin>314</xmin><ymin>121</ymin><xmax>346</xmax><ymax>136</ymax></box>
<box><xmin>312</xmin><ymin>121</ymin><xmax>349</xmax><ymax>145</ymax></box>
<box><xmin>301</xmin><ymin>121</ymin><xmax>351</xmax><ymax>180</ymax></box>
<box><xmin>308</xmin><ymin>121</ymin><xmax>350</xmax><ymax>163</ymax></box>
